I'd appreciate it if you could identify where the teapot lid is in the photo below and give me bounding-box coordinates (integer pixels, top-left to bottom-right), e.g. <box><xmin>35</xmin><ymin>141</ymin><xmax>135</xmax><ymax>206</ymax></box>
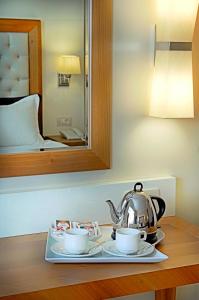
<box><xmin>122</xmin><ymin>182</ymin><xmax>148</xmax><ymax>203</ymax></box>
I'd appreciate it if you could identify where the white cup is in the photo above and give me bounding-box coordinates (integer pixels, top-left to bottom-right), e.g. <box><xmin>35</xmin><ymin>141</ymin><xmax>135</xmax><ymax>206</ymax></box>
<box><xmin>63</xmin><ymin>228</ymin><xmax>89</xmax><ymax>254</ymax></box>
<box><xmin>116</xmin><ymin>228</ymin><xmax>147</xmax><ymax>254</ymax></box>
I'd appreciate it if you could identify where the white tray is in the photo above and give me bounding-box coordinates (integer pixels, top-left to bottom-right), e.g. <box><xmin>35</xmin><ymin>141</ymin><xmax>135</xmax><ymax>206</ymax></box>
<box><xmin>45</xmin><ymin>227</ymin><xmax>168</xmax><ymax>264</ymax></box>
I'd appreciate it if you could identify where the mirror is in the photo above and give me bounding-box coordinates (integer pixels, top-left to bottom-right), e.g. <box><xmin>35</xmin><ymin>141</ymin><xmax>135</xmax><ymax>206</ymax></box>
<box><xmin>0</xmin><ymin>0</ymin><xmax>112</xmax><ymax>177</ymax></box>
<box><xmin>0</xmin><ymin>0</ymin><xmax>90</xmax><ymax>152</ymax></box>
<box><xmin>43</xmin><ymin>0</ymin><xmax>90</xmax><ymax>147</ymax></box>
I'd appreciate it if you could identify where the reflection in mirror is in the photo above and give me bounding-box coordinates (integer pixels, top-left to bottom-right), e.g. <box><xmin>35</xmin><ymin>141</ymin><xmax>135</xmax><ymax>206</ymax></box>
<box><xmin>0</xmin><ymin>0</ymin><xmax>112</xmax><ymax>177</ymax></box>
<box><xmin>0</xmin><ymin>0</ymin><xmax>90</xmax><ymax>154</ymax></box>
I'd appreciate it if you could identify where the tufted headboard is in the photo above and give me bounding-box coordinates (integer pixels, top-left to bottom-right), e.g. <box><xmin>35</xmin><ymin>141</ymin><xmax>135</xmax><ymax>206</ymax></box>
<box><xmin>0</xmin><ymin>32</ymin><xmax>29</xmax><ymax>97</ymax></box>
<box><xmin>0</xmin><ymin>19</ymin><xmax>42</xmax><ymax>132</ymax></box>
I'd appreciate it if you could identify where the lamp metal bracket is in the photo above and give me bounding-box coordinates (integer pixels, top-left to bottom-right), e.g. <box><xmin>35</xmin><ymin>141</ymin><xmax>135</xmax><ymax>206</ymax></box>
<box><xmin>153</xmin><ymin>25</ymin><xmax>192</xmax><ymax>65</ymax></box>
<box><xmin>156</xmin><ymin>41</ymin><xmax>192</xmax><ymax>51</ymax></box>
<box><xmin>58</xmin><ymin>74</ymin><xmax>71</xmax><ymax>87</ymax></box>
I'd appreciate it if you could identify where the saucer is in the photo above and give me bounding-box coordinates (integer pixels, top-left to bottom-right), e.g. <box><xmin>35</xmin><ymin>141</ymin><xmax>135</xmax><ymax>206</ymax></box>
<box><xmin>51</xmin><ymin>241</ymin><xmax>102</xmax><ymax>257</ymax></box>
<box><xmin>152</xmin><ymin>229</ymin><xmax>165</xmax><ymax>246</ymax></box>
<box><xmin>102</xmin><ymin>240</ymin><xmax>155</xmax><ymax>257</ymax></box>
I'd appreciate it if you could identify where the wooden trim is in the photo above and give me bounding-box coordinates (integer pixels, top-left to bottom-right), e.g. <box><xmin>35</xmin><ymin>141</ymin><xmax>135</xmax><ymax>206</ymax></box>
<box><xmin>28</xmin><ymin>23</ymin><xmax>42</xmax><ymax>95</ymax></box>
<box><xmin>28</xmin><ymin>22</ymin><xmax>42</xmax><ymax>132</ymax></box>
<box><xmin>193</xmin><ymin>6</ymin><xmax>199</xmax><ymax>116</ymax></box>
<box><xmin>0</xmin><ymin>0</ymin><xmax>112</xmax><ymax>177</ymax></box>
<box><xmin>91</xmin><ymin>0</ymin><xmax>112</xmax><ymax>166</ymax></box>
<box><xmin>0</xmin><ymin>150</ymin><xmax>109</xmax><ymax>177</ymax></box>
<box><xmin>155</xmin><ymin>288</ymin><xmax>176</xmax><ymax>300</ymax></box>
<box><xmin>0</xmin><ymin>18</ymin><xmax>41</xmax><ymax>32</ymax></box>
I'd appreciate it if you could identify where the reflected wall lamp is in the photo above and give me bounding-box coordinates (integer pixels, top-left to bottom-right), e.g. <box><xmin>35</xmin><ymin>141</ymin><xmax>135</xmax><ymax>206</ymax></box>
<box><xmin>57</xmin><ymin>55</ymin><xmax>81</xmax><ymax>87</ymax></box>
<box><xmin>149</xmin><ymin>0</ymin><xmax>198</xmax><ymax>118</ymax></box>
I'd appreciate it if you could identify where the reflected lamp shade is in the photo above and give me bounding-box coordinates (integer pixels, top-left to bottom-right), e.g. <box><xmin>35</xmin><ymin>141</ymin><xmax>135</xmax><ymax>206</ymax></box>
<box><xmin>150</xmin><ymin>51</ymin><xmax>194</xmax><ymax>118</ymax></box>
<box><xmin>58</xmin><ymin>55</ymin><xmax>81</xmax><ymax>75</ymax></box>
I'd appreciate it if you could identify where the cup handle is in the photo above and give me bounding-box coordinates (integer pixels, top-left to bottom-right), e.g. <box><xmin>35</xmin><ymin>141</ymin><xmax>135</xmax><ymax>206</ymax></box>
<box><xmin>140</xmin><ymin>230</ymin><xmax>147</xmax><ymax>241</ymax></box>
<box><xmin>51</xmin><ymin>230</ymin><xmax>64</xmax><ymax>241</ymax></box>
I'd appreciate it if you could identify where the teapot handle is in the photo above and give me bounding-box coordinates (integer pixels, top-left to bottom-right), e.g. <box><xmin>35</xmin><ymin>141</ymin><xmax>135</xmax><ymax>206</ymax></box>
<box><xmin>151</xmin><ymin>196</ymin><xmax>166</xmax><ymax>221</ymax></box>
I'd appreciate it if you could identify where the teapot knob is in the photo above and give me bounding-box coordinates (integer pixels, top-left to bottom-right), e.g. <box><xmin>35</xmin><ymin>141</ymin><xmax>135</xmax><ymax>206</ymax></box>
<box><xmin>134</xmin><ymin>182</ymin><xmax>143</xmax><ymax>192</ymax></box>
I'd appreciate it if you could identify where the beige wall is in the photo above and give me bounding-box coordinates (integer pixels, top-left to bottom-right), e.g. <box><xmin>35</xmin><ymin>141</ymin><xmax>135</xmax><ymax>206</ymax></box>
<box><xmin>1</xmin><ymin>0</ymin><xmax>198</xmax><ymax>225</ymax></box>
<box><xmin>0</xmin><ymin>1</ymin><xmax>199</xmax><ymax>298</ymax></box>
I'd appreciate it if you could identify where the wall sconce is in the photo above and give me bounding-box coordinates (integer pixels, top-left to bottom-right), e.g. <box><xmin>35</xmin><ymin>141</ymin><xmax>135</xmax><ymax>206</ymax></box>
<box><xmin>149</xmin><ymin>0</ymin><xmax>198</xmax><ymax>118</ymax></box>
<box><xmin>57</xmin><ymin>55</ymin><xmax>81</xmax><ymax>87</ymax></box>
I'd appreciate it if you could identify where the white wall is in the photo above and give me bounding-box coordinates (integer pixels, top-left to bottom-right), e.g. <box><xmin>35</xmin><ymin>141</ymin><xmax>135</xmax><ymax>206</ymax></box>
<box><xmin>0</xmin><ymin>177</ymin><xmax>176</xmax><ymax>237</ymax></box>
<box><xmin>0</xmin><ymin>0</ymin><xmax>85</xmax><ymax>134</ymax></box>
<box><xmin>0</xmin><ymin>0</ymin><xmax>199</xmax><ymax>299</ymax></box>
<box><xmin>1</xmin><ymin>0</ymin><xmax>198</xmax><ymax>225</ymax></box>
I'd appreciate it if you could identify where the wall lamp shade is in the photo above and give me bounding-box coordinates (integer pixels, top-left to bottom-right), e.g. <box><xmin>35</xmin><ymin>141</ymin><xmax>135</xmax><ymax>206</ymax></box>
<box><xmin>149</xmin><ymin>0</ymin><xmax>198</xmax><ymax>118</ymax></box>
<box><xmin>57</xmin><ymin>55</ymin><xmax>81</xmax><ymax>86</ymax></box>
<box><xmin>150</xmin><ymin>51</ymin><xmax>194</xmax><ymax>118</ymax></box>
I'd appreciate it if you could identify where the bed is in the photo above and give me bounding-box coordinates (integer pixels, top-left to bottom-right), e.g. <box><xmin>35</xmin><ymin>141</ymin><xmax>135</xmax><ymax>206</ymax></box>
<box><xmin>0</xmin><ymin>94</ymin><xmax>68</xmax><ymax>154</ymax></box>
<box><xmin>0</xmin><ymin>19</ymin><xmax>67</xmax><ymax>153</ymax></box>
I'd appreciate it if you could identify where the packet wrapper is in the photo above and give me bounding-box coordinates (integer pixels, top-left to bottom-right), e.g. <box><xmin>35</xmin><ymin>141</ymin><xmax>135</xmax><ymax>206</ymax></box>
<box><xmin>71</xmin><ymin>221</ymin><xmax>101</xmax><ymax>240</ymax></box>
<box><xmin>51</xmin><ymin>220</ymin><xmax>101</xmax><ymax>240</ymax></box>
<box><xmin>55</xmin><ymin>220</ymin><xmax>70</xmax><ymax>231</ymax></box>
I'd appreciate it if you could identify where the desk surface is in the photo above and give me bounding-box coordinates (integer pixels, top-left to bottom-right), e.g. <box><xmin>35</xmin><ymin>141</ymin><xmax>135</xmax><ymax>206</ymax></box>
<box><xmin>46</xmin><ymin>135</ymin><xmax>87</xmax><ymax>146</ymax></box>
<box><xmin>0</xmin><ymin>216</ymin><xmax>199</xmax><ymax>300</ymax></box>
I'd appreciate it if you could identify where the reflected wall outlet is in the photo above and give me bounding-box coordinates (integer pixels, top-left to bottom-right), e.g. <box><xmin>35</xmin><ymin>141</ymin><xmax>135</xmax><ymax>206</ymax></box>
<box><xmin>57</xmin><ymin>117</ymin><xmax>72</xmax><ymax>127</ymax></box>
<box><xmin>144</xmin><ymin>188</ymin><xmax>161</xmax><ymax>213</ymax></box>
<box><xmin>144</xmin><ymin>188</ymin><xmax>160</xmax><ymax>196</ymax></box>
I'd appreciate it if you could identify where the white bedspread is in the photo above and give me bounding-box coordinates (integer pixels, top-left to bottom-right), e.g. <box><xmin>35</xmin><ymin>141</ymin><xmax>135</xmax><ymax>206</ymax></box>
<box><xmin>0</xmin><ymin>140</ymin><xmax>68</xmax><ymax>154</ymax></box>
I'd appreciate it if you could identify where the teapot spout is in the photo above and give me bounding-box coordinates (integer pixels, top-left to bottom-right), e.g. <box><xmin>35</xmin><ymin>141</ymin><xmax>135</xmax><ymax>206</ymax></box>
<box><xmin>106</xmin><ymin>200</ymin><xmax>121</xmax><ymax>224</ymax></box>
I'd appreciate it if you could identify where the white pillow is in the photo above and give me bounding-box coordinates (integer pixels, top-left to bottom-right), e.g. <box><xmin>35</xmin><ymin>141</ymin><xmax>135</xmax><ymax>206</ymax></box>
<box><xmin>0</xmin><ymin>94</ymin><xmax>44</xmax><ymax>147</ymax></box>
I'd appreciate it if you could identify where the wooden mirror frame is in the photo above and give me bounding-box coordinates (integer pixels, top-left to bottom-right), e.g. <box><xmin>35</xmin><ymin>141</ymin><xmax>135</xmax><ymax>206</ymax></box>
<box><xmin>0</xmin><ymin>0</ymin><xmax>112</xmax><ymax>178</ymax></box>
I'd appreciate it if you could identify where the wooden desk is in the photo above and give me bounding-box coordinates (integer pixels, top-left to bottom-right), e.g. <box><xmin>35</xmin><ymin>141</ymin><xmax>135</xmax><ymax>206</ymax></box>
<box><xmin>46</xmin><ymin>135</ymin><xmax>87</xmax><ymax>146</ymax></box>
<box><xmin>0</xmin><ymin>217</ymin><xmax>199</xmax><ymax>300</ymax></box>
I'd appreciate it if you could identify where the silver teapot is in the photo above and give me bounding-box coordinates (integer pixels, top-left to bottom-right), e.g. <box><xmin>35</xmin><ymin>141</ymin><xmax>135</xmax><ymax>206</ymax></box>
<box><xmin>106</xmin><ymin>182</ymin><xmax>166</xmax><ymax>243</ymax></box>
